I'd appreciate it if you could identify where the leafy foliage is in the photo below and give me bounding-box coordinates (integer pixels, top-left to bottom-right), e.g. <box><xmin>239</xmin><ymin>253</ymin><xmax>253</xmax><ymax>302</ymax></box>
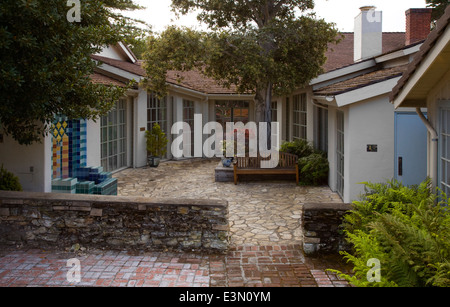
<box><xmin>280</xmin><ymin>139</ymin><xmax>314</xmax><ymax>158</ymax></box>
<box><xmin>146</xmin><ymin>123</ymin><xmax>168</xmax><ymax>158</ymax></box>
<box><xmin>143</xmin><ymin>0</ymin><xmax>339</xmax><ymax>124</ymax></box>
<box><xmin>280</xmin><ymin>139</ymin><xmax>329</xmax><ymax>186</ymax></box>
<box><xmin>0</xmin><ymin>0</ymin><xmax>142</xmax><ymax>145</ymax></box>
<box><xmin>0</xmin><ymin>164</ymin><xmax>22</xmax><ymax>191</ymax></box>
<box><xmin>333</xmin><ymin>180</ymin><xmax>450</xmax><ymax>287</ymax></box>
<box><xmin>426</xmin><ymin>0</ymin><xmax>450</xmax><ymax>23</ymax></box>
<box><xmin>298</xmin><ymin>153</ymin><xmax>329</xmax><ymax>186</ymax></box>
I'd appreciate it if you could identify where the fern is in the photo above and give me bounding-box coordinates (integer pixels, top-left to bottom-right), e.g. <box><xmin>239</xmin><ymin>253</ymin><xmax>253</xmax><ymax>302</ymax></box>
<box><xmin>333</xmin><ymin>179</ymin><xmax>450</xmax><ymax>287</ymax></box>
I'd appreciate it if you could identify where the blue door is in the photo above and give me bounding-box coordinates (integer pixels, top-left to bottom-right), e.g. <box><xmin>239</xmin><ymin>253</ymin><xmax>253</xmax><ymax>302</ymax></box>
<box><xmin>395</xmin><ymin>112</ymin><xmax>428</xmax><ymax>186</ymax></box>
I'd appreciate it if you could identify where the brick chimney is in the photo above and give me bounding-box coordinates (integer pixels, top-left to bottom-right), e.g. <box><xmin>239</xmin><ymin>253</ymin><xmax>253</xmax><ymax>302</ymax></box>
<box><xmin>406</xmin><ymin>8</ymin><xmax>432</xmax><ymax>45</ymax></box>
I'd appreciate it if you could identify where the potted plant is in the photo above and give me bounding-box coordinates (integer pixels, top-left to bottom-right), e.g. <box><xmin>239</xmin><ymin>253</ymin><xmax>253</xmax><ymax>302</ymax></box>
<box><xmin>219</xmin><ymin>140</ymin><xmax>234</xmax><ymax>167</ymax></box>
<box><xmin>146</xmin><ymin>123</ymin><xmax>168</xmax><ymax>168</ymax></box>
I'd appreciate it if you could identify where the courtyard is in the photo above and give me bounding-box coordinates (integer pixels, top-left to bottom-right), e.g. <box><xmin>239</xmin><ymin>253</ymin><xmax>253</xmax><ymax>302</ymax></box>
<box><xmin>0</xmin><ymin>159</ymin><xmax>351</xmax><ymax>287</ymax></box>
<box><xmin>113</xmin><ymin>159</ymin><xmax>343</xmax><ymax>247</ymax></box>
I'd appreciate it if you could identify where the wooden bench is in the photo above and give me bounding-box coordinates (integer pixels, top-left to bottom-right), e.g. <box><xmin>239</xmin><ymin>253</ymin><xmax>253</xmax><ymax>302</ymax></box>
<box><xmin>233</xmin><ymin>152</ymin><xmax>299</xmax><ymax>185</ymax></box>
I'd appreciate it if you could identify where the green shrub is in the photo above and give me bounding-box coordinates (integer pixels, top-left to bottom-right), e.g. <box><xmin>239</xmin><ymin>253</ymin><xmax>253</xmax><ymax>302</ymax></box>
<box><xmin>146</xmin><ymin>123</ymin><xmax>168</xmax><ymax>158</ymax></box>
<box><xmin>331</xmin><ymin>179</ymin><xmax>450</xmax><ymax>287</ymax></box>
<box><xmin>0</xmin><ymin>164</ymin><xmax>23</xmax><ymax>191</ymax></box>
<box><xmin>280</xmin><ymin>139</ymin><xmax>314</xmax><ymax>158</ymax></box>
<box><xmin>281</xmin><ymin>140</ymin><xmax>329</xmax><ymax>186</ymax></box>
<box><xmin>298</xmin><ymin>153</ymin><xmax>329</xmax><ymax>186</ymax></box>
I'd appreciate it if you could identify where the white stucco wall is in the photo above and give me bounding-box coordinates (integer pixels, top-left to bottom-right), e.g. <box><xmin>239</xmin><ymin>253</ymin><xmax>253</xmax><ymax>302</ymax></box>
<box><xmin>86</xmin><ymin>119</ymin><xmax>101</xmax><ymax>167</ymax></box>
<box><xmin>96</xmin><ymin>45</ymin><xmax>128</xmax><ymax>62</ymax></box>
<box><xmin>346</xmin><ymin>95</ymin><xmax>395</xmax><ymax>202</ymax></box>
<box><xmin>134</xmin><ymin>88</ymin><xmax>149</xmax><ymax>168</ymax></box>
<box><xmin>325</xmin><ymin>95</ymin><xmax>396</xmax><ymax>203</ymax></box>
<box><xmin>0</xmin><ymin>133</ymin><xmax>52</xmax><ymax>193</ymax></box>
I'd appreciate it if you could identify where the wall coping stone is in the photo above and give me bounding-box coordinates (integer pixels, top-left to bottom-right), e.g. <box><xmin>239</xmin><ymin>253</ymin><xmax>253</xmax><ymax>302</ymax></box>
<box><xmin>303</xmin><ymin>203</ymin><xmax>352</xmax><ymax>211</ymax></box>
<box><xmin>0</xmin><ymin>191</ymin><xmax>227</xmax><ymax>209</ymax></box>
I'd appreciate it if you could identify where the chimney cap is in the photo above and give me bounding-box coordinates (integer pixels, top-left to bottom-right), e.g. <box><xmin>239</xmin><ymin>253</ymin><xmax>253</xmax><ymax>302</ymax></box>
<box><xmin>360</xmin><ymin>6</ymin><xmax>377</xmax><ymax>11</ymax></box>
<box><xmin>406</xmin><ymin>8</ymin><xmax>433</xmax><ymax>14</ymax></box>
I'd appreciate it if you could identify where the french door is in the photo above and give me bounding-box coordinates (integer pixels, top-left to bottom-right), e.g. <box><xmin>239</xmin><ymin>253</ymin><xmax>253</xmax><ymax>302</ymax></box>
<box><xmin>440</xmin><ymin>107</ymin><xmax>450</xmax><ymax>196</ymax></box>
<box><xmin>336</xmin><ymin>110</ymin><xmax>345</xmax><ymax>198</ymax></box>
<box><xmin>101</xmin><ymin>99</ymin><xmax>128</xmax><ymax>172</ymax></box>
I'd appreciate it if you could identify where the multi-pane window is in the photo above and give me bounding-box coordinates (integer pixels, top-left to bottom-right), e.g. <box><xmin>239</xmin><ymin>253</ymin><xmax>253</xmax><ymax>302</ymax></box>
<box><xmin>336</xmin><ymin>110</ymin><xmax>345</xmax><ymax>198</ymax></box>
<box><xmin>272</xmin><ymin>101</ymin><xmax>278</xmax><ymax>123</ymax></box>
<box><xmin>285</xmin><ymin>97</ymin><xmax>290</xmax><ymax>141</ymax></box>
<box><xmin>315</xmin><ymin>106</ymin><xmax>329</xmax><ymax>153</ymax></box>
<box><xmin>293</xmin><ymin>94</ymin><xmax>307</xmax><ymax>140</ymax></box>
<box><xmin>440</xmin><ymin>108</ymin><xmax>450</xmax><ymax>195</ymax></box>
<box><xmin>101</xmin><ymin>99</ymin><xmax>127</xmax><ymax>172</ymax></box>
<box><xmin>183</xmin><ymin>100</ymin><xmax>195</xmax><ymax>157</ymax></box>
<box><xmin>147</xmin><ymin>92</ymin><xmax>167</xmax><ymax>133</ymax></box>
<box><xmin>215</xmin><ymin>101</ymin><xmax>250</xmax><ymax>127</ymax></box>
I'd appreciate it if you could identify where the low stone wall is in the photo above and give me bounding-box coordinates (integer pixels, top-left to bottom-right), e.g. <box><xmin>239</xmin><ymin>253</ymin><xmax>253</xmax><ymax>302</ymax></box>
<box><xmin>302</xmin><ymin>203</ymin><xmax>352</xmax><ymax>256</ymax></box>
<box><xmin>0</xmin><ymin>191</ymin><xmax>229</xmax><ymax>254</ymax></box>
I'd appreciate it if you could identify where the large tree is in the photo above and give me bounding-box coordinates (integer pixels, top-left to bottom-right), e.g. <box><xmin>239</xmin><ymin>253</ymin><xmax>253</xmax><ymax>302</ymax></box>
<box><xmin>143</xmin><ymin>0</ymin><xmax>339</xmax><ymax>131</ymax></box>
<box><xmin>0</xmin><ymin>0</ymin><xmax>143</xmax><ymax>145</ymax></box>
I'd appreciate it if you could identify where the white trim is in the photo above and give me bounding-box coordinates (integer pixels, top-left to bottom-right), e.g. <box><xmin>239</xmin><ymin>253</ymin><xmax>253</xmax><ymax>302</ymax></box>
<box><xmin>335</xmin><ymin>77</ymin><xmax>402</xmax><ymax>107</ymax></box>
<box><xmin>375</xmin><ymin>43</ymin><xmax>422</xmax><ymax>64</ymax></box>
<box><xmin>310</xmin><ymin>60</ymin><xmax>377</xmax><ymax>86</ymax></box>
<box><xmin>117</xmin><ymin>42</ymin><xmax>137</xmax><ymax>64</ymax></box>
<box><xmin>393</xmin><ymin>26</ymin><xmax>450</xmax><ymax>109</ymax></box>
<box><xmin>94</xmin><ymin>64</ymin><xmax>142</xmax><ymax>82</ymax></box>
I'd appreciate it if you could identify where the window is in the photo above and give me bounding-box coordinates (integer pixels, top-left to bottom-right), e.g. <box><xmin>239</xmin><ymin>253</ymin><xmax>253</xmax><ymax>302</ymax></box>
<box><xmin>147</xmin><ymin>92</ymin><xmax>167</xmax><ymax>133</ymax></box>
<box><xmin>293</xmin><ymin>94</ymin><xmax>307</xmax><ymax>140</ymax></box>
<box><xmin>101</xmin><ymin>99</ymin><xmax>127</xmax><ymax>172</ymax></box>
<box><xmin>183</xmin><ymin>100</ymin><xmax>195</xmax><ymax>157</ymax></box>
<box><xmin>336</xmin><ymin>110</ymin><xmax>345</xmax><ymax>198</ymax></box>
<box><xmin>215</xmin><ymin>101</ymin><xmax>250</xmax><ymax>127</ymax></box>
<box><xmin>440</xmin><ymin>107</ymin><xmax>450</xmax><ymax>195</ymax></box>
<box><xmin>272</xmin><ymin>101</ymin><xmax>278</xmax><ymax>123</ymax></box>
<box><xmin>285</xmin><ymin>97</ymin><xmax>290</xmax><ymax>141</ymax></box>
<box><xmin>315</xmin><ymin>106</ymin><xmax>328</xmax><ymax>153</ymax></box>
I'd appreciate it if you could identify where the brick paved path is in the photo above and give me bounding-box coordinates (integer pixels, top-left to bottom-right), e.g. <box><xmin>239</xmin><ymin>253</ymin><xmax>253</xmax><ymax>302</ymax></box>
<box><xmin>0</xmin><ymin>245</ymin><xmax>350</xmax><ymax>287</ymax></box>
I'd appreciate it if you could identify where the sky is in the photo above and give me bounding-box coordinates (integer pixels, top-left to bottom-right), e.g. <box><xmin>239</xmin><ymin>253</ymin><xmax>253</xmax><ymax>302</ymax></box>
<box><xmin>125</xmin><ymin>0</ymin><xmax>430</xmax><ymax>33</ymax></box>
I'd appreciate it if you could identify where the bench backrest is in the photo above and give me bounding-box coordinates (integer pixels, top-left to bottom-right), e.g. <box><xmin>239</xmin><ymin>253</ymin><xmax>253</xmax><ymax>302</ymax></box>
<box><xmin>235</xmin><ymin>152</ymin><xmax>298</xmax><ymax>169</ymax></box>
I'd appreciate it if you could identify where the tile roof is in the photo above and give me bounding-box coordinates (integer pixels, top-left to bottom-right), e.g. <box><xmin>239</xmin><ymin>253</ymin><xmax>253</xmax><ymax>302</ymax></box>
<box><xmin>92</xmin><ymin>55</ymin><xmax>239</xmax><ymax>94</ymax></box>
<box><xmin>390</xmin><ymin>5</ymin><xmax>450</xmax><ymax>102</ymax></box>
<box><xmin>165</xmin><ymin>70</ymin><xmax>241</xmax><ymax>95</ymax></box>
<box><xmin>91</xmin><ymin>55</ymin><xmax>146</xmax><ymax>76</ymax></box>
<box><xmin>314</xmin><ymin>65</ymin><xmax>408</xmax><ymax>96</ymax></box>
<box><xmin>92</xmin><ymin>32</ymin><xmax>409</xmax><ymax>95</ymax></box>
<box><xmin>90</xmin><ymin>72</ymin><xmax>128</xmax><ymax>88</ymax></box>
<box><xmin>323</xmin><ymin>32</ymin><xmax>406</xmax><ymax>72</ymax></box>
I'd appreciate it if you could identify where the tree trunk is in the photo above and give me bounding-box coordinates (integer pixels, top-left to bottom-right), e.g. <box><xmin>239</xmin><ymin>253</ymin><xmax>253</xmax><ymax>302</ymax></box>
<box><xmin>254</xmin><ymin>84</ymin><xmax>266</xmax><ymax>124</ymax></box>
<box><xmin>254</xmin><ymin>81</ymin><xmax>273</xmax><ymax>150</ymax></box>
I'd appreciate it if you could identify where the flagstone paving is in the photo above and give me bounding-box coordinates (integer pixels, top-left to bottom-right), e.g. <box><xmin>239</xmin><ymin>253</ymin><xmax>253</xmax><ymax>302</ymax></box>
<box><xmin>114</xmin><ymin>159</ymin><xmax>343</xmax><ymax>246</ymax></box>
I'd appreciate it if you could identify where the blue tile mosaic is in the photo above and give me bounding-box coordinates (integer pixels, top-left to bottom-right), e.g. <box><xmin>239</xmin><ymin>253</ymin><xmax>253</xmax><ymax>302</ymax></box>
<box><xmin>51</xmin><ymin>118</ymin><xmax>117</xmax><ymax>196</ymax></box>
<box><xmin>52</xmin><ymin>178</ymin><xmax>78</xmax><ymax>194</ymax></box>
<box><xmin>93</xmin><ymin>178</ymin><xmax>118</xmax><ymax>196</ymax></box>
<box><xmin>76</xmin><ymin>181</ymin><xmax>95</xmax><ymax>195</ymax></box>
